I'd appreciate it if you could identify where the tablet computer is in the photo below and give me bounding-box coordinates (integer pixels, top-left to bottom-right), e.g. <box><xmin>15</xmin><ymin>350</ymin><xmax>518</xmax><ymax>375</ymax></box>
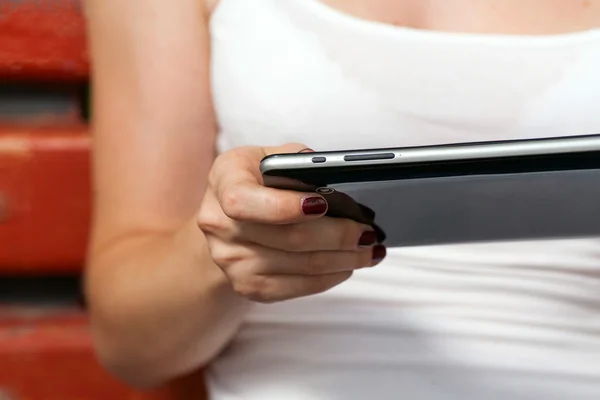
<box><xmin>260</xmin><ymin>134</ymin><xmax>600</xmax><ymax>247</ymax></box>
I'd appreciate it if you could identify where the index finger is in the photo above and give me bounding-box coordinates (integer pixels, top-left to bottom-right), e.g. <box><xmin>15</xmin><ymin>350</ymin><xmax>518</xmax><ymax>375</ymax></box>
<box><xmin>210</xmin><ymin>144</ymin><xmax>327</xmax><ymax>224</ymax></box>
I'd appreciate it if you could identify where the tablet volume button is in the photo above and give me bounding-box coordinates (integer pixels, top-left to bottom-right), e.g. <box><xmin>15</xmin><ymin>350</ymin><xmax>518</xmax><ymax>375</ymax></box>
<box><xmin>312</xmin><ymin>156</ymin><xmax>327</xmax><ymax>163</ymax></box>
<box><xmin>344</xmin><ymin>153</ymin><xmax>396</xmax><ymax>162</ymax></box>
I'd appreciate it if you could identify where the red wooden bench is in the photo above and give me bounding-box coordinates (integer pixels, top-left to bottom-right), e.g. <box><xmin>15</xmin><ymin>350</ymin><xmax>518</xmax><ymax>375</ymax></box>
<box><xmin>0</xmin><ymin>1</ymin><xmax>206</xmax><ymax>398</ymax></box>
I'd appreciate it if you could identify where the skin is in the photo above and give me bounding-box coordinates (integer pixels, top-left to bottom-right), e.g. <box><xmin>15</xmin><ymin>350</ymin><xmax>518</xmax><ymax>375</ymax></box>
<box><xmin>85</xmin><ymin>0</ymin><xmax>600</xmax><ymax>389</ymax></box>
<box><xmin>320</xmin><ymin>0</ymin><xmax>600</xmax><ymax>35</ymax></box>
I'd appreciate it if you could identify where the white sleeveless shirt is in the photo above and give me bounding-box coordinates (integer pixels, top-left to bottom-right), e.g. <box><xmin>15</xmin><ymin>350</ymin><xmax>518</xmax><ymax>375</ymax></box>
<box><xmin>207</xmin><ymin>1</ymin><xmax>600</xmax><ymax>398</ymax></box>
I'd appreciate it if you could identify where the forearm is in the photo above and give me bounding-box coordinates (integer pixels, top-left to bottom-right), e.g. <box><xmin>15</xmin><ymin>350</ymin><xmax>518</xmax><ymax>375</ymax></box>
<box><xmin>85</xmin><ymin>219</ymin><xmax>248</xmax><ymax>388</ymax></box>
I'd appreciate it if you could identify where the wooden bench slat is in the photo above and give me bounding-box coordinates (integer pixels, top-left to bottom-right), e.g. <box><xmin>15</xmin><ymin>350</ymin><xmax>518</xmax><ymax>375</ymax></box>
<box><xmin>0</xmin><ymin>0</ymin><xmax>88</xmax><ymax>82</ymax></box>
<box><xmin>0</xmin><ymin>126</ymin><xmax>91</xmax><ymax>273</ymax></box>
<box><xmin>0</xmin><ymin>305</ymin><xmax>203</xmax><ymax>400</ymax></box>
<box><xmin>0</xmin><ymin>306</ymin><xmax>131</xmax><ymax>400</ymax></box>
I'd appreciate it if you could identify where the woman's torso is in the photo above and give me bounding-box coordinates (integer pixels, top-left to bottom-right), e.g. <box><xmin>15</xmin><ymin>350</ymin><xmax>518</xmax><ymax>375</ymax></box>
<box><xmin>206</xmin><ymin>0</ymin><xmax>600</xmax><ymax>398</ymax></box>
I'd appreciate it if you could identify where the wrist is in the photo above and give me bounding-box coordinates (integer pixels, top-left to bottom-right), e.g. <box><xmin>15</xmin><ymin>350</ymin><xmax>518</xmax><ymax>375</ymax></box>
<box><xmin>176</xmin><ymin>216</ymin><xmax>244</xmax><ymax>301</ymax></box>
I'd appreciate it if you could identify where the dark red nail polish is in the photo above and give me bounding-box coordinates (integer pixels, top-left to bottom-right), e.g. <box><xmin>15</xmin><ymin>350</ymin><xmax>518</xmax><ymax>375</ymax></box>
<box><xmin>359</xmin><ymin>230</ymin><xmax>378</xmax><ymax>247</ymax></box>
<box><xmin>299</xmin><ymin>148</ymin><xmax>315</xmax><ymax>153</ymax></box>
<box><xmin>371</xmin><ymin>245</ymin><xmax>387</xmax><ymax>263</ymax></box>
<box><xmin>302</xmin><ymin>196</ymin><xmax>327</xmax><ymax>215</ymax></box>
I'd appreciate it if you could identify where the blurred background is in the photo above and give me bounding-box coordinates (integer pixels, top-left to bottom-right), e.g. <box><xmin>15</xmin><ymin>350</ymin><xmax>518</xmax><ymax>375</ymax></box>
<box><xmin>0</xmin><ymin>1</ymin><xmax>204</xmax><ymax>398</ymax></box>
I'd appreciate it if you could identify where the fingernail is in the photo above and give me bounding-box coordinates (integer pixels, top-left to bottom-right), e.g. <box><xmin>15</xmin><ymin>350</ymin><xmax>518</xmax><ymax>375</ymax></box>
<box><xmin>301</xmin><ymin>196</ymin><xmax>328</xmax><ymax>215</ymax></box>
<box><xmin>299</xmin><ymin>148</ymin><xmax>314</xmax><ymax>153</ymax></box>
<box><xmin>371</xmin><ymin>245</ymin><xmax>387</xmax><ymax>265</ymax></box>
<box><xmin>358</xmin><ymin>230</ymin><xmax>378</xmax><ymax>247</ymax></box>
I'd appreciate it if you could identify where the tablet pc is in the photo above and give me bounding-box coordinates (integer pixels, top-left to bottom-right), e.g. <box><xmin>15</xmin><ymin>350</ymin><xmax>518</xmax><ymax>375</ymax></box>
<box><xmin>260</xmin><ymin>134</ymin><xmax>600</xmax><ymax>246</ymax></box>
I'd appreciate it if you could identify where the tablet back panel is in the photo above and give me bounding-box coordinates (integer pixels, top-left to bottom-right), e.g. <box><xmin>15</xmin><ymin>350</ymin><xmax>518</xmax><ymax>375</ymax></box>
<box><xmin>323</xmin><ymin>169</ymin><xmax>600</xmax><ymax>247</ymax></box>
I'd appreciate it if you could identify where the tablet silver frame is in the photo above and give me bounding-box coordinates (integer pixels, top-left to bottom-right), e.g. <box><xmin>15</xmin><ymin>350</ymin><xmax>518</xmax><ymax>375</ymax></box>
<box><xmin>259</xmin><ymin>134</ymin><xmax>600</xmax><ymax>174</ymax></box>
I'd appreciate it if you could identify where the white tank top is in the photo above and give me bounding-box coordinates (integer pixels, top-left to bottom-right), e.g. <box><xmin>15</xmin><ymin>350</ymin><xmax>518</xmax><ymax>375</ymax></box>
<box><xmin>207</xmin><ymin>1</ymin><xmax>600</xmax><ymax>398</ymax></box>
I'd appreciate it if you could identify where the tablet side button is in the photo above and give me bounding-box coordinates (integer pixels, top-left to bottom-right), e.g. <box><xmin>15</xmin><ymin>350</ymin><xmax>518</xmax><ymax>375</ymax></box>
<box><xmin>344</xmin><ymin>153</ymin><xmax>396</xmax><ymax>162</ymax></box>
<box><xmin>312</xmin><ymin>156</ymin><xmax>327</xmax><ymax>163</ymax></box>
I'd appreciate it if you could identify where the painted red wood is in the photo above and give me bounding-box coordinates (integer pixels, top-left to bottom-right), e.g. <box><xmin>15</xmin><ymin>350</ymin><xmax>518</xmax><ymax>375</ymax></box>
<box><xmin>153</xmin><ymin>371</ymin><xmax>208</xmax><ymax>400</ymax></box>
<box><xmin>0</xmin><ymin>306</ymin><xmax>207</xmax><ymax>400</ymax></box>
<box><xmin>0</xmin><ymin>125</ymin><xmax>91</xmax><ymax>273</ymax></box>
<box><xmin>0</xmin><ymin>0</ymin><xmax>88</xmax><ymax>82</ymax></box>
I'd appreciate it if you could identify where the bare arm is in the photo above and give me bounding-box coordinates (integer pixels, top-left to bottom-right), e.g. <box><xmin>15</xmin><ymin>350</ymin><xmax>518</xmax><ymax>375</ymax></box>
<box><xmin>85</xmin><ymin>0</ymin><xmax>386</xmax><ymax>390</ymax></box>
<box><xmin>84</xmin><ymin>0</ymin><xmax>246</xmax><ymax>387</ymax></box>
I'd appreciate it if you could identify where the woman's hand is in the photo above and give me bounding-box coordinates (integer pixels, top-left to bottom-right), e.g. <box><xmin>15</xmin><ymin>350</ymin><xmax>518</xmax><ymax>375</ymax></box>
<box><xmin>197</xmin><ymin>144</ymin><xmax>387</xmax><ymax>303</ymax></box>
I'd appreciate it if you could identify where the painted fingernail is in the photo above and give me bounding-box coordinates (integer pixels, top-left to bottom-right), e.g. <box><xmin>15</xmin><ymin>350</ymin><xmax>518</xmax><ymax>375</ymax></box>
<box><xmin>299</xmin><ymin>148</ymin><xmax>315</xmax><ymax>153</ymax></box>
<box><xmin>371</xmin><ymin>245</ymin><xmax>387</xmax><ymax>264</ymax></box>
<box><xmin>358</xmin><ymin>230</ymin><xmax>378</xmax><ymax>247</ymax></box>
<box><xmin>301</xmin><ymin>196</ymin><xmax>328</xmax><ymax>215</ymax></box>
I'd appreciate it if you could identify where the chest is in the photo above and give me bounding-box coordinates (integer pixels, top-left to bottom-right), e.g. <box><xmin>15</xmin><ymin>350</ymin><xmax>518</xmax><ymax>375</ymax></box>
<box><xmin>320</xmin><ymin>0</ymin><xmax>600</xmax><ymax>35</ymax></box>
<box><xmin>210</xmin><ymin>0</ymin><xmax>600</xmax><ymax>151</ymax></box>
<box><xmin>209</xmin><ymin>0</ymin><xmax>600</xmax><ymax>33</ymax></box>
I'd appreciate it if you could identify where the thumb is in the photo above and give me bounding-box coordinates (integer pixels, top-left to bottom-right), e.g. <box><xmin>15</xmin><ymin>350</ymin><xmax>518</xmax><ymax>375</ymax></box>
<box><xmin>260</xmin><ymin>143</ymin><xmax>320</xmax><ymax>192</ymax></box>
<box><xmin>263</xmin><ymin>143</ymin><xmax>314</xmax><ymax>156</ymax></box>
